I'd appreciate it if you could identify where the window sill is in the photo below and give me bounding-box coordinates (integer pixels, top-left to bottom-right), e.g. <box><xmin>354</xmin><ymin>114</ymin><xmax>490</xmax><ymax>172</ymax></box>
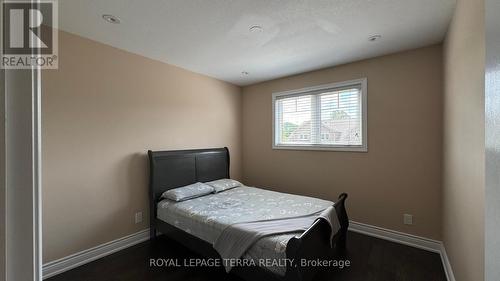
<box><xmin>272</xmin><ymin>144</ymin><xmax>368</xmax><ymax>152</ymax></box>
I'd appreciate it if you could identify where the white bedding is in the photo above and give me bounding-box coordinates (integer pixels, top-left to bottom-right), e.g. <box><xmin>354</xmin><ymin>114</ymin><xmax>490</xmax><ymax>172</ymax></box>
<box><xmin>157</xmin><ymin>185</ymin><xmax>336</xmax><ymax>275</ymax></box>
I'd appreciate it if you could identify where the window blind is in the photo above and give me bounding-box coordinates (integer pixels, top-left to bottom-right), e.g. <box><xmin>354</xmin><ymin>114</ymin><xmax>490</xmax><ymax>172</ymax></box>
<box><xmin>274</xmin><ymin>82</ymin><xmax>365</xmax><ymax>149</ymax></box>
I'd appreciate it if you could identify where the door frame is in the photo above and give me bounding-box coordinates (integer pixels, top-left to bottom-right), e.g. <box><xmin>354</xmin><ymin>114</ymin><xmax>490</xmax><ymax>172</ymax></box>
<box><xmin>2</xmin><ymin>0</ymin><xmax>43</xmax><ymax>279</ymax></box>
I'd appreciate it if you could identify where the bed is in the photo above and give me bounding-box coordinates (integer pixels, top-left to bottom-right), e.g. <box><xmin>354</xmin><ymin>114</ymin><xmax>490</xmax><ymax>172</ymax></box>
<box><xmin>148</xmin><ymin>147</ymin><xmax>349</xmax><ymax>281</ymax></box>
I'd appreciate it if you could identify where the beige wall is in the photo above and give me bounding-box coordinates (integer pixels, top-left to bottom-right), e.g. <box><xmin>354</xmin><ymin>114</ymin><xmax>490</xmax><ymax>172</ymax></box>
<box><xmin>42</xmin><ymin>31</ymin><xmax>242</xmax><ymax>262</ymax></box>
<box><xmin>442</xmin><ymin>0</ymin><xmax>485</xmax><ymax>280</ymax></box>
<box><xmin>43</xmin><ymin>17</ymin><xmax>485</xmax><ymax>277</ymax></box>
<box><xmin>242</xmin><ymin>45</ymin><xmax>443</xmax><ymax>240</ymax></box>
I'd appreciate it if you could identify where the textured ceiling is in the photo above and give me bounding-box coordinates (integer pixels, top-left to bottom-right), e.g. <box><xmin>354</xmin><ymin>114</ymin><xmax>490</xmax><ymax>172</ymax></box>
<box><xmin>58</xmin><ymin>0</ymin><xmax>456</xmax><ymax>86</ymax></box>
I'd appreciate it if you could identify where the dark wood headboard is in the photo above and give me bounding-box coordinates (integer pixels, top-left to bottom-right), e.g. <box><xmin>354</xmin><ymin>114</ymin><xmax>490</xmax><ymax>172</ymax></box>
<box><xmin>147</xmin><ymin>147</ymin><xmax>230</xmax><ymax>229</ymax></box>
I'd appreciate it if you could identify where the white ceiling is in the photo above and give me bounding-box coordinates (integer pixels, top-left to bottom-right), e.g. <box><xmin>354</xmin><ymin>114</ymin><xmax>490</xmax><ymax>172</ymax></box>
<box><xmin>58</xmin><ymin>0</ymin><xmax>456</xmax><ymax>86</ymax></box>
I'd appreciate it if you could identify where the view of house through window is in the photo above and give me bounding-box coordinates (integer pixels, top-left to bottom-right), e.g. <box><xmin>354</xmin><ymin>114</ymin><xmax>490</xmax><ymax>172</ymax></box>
<box><xmin>273</xmin><ymin>79</ymin><xmax>367</xmax><ymax>151</ymax></box>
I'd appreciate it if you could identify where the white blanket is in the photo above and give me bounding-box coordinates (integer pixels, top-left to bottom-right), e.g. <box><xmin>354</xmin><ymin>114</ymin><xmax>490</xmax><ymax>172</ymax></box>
<box><xmin>214</xmin><ymin>206</ymin><xmax>340</xmax><ymax>272</ymax></box>
<box><xmin>157</xmin><ymin>186</ymin><xmax>338</xmax><ymax>275</ymax></box>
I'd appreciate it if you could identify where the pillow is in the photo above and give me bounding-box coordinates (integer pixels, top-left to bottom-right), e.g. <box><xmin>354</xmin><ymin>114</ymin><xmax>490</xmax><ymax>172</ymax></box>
<box><xmin>162</xmin><ymin>182</ymin><xmax>214</xmax><ymax>202</ymax></box>
<box><xmin>205</xmin><ymin>179</ymin><xmax>242</xmax><ymax>193</ymax></box>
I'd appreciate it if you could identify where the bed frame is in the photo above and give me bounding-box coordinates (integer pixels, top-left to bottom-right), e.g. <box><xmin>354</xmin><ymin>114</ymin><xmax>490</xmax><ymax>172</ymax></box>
<box><xmin>148</xmin><ymin>147</ymin><xmax>349</xmax><ymax>281</ymax></box>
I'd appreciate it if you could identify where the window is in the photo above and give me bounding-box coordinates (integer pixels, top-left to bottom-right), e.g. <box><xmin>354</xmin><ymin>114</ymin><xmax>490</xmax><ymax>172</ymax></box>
<box><xmin>273</xmin><ymin>78</ymin><xmax>367</xmax><ymax>152</ymax></box>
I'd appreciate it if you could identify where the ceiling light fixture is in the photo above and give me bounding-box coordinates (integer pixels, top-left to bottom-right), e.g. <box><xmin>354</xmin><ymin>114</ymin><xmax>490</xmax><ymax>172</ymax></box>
<box><xmin>102</xmin><ymin>14</ymin><xmax>121</xmax><ymax>24</ymax></box>
<box><xmin>249</xmin><ymin>25</ymin><xmax>263</xmax><ymax>33</ymax></box>
<box><xmin>368</xmin><ymin>35</ymin><xmax>382</xmax><ymax>42</ymax></box>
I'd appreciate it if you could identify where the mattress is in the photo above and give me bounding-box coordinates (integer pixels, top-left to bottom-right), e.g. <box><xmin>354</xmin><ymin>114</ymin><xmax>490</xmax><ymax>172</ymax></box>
<box><xmin>157</xmin><ymin>185</ymin><xmax>334</xmax><ymax>275</ymax></box>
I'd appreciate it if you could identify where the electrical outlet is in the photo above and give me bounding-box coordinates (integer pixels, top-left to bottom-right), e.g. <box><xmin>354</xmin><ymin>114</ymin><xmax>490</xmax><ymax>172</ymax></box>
<box><xmin>135</xmin><ymin>212</ymin><xmax>143</xmax><ymax>224</ymax></box>
<box><xmin>403</xmin><ymin>214</ymin><xmax>413</xmax><ymax>225</ymax></box>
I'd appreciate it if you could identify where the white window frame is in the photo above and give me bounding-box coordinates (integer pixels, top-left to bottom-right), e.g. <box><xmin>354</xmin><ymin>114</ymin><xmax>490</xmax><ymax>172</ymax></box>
<box><xmin>272</xmin><ymin>78</ymin><xmax>368</xmax><ymax>152</ymax></box>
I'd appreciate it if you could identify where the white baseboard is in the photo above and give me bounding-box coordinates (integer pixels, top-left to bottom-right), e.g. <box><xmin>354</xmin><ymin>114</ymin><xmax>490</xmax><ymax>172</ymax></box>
<box><xmin>349</xmin><ymin>221</ymin><xmax>442</xmax><ymax>252</ymax></box>
<box><xmin>42</xmin><ymin>228</ymin><xmax>150</xmax><ymax>279</ymax></box>
<box><xmin>349</xmin><ymin>220</ymin><xmax>455</xmax><ymax>281</ymax></box>
<box><xmin>439</xmin><ymin>244</ymin><xmax>456</xmax><ymax>281</ymax></box>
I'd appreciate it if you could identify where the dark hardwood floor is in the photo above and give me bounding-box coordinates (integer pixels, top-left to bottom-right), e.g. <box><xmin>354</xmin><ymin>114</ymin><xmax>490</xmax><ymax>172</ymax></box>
<box><xmin>47</xmin><ymin>231</ymin><xmax>447</xmax><ymax>281</ymax></box>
